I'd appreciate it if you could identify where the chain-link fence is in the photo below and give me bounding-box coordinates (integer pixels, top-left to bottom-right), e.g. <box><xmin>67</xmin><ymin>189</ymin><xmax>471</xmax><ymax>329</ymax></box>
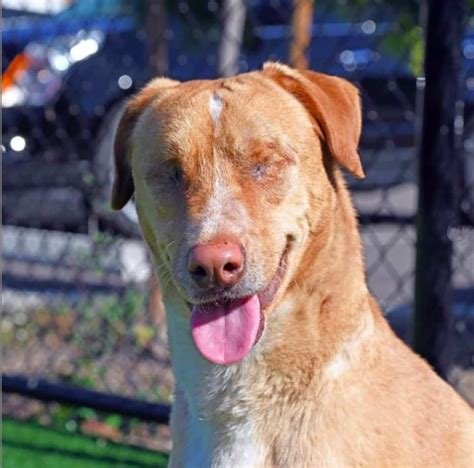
<box><xmin>3</xmin><ymin>0</ymin><xmax>474</xmax><ymax>451</ymax></box>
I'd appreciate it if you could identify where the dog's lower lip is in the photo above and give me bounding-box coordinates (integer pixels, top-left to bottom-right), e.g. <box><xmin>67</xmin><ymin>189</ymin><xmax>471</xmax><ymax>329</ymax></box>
<box><xmin>257</xmin><ymin>240</ymin><xmax>291</xmax><ymax>310</ymax></box>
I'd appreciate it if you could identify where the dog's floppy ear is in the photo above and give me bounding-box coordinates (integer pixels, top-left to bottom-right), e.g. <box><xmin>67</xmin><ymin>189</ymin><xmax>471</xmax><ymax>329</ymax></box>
<box><xmin>111</xmin><ymin>78</ymin><xmax>180</xmax><ymax>210</ymax></box>
<box><xmin>262</xmin><ymin>62</ymin><xmax>364</xmax><ymax>178</ymax></box>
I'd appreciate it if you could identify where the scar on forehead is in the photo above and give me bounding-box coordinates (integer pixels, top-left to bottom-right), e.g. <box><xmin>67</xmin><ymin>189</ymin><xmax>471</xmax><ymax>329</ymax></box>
<box><xmin>209</xmin><ymin>92</ymin><xmax>224</xmax><ymax>129</ymax></box>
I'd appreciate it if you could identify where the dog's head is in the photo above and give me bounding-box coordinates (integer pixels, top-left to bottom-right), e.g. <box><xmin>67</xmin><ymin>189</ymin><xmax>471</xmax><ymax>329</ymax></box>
<box><xmin>112</xmin><ymin>63</ymin><xmax>363</xmax><ymax>365</ymax></box>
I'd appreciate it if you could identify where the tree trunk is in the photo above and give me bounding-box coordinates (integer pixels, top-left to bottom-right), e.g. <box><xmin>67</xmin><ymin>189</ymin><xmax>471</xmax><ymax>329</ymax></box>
<box><xmin>146</xmin><ymin>0</ymin><xmax>168</xmax><ymax>76</ymax></box>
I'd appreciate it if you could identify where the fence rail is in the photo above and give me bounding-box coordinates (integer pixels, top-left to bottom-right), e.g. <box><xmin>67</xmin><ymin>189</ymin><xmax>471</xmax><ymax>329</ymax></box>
<box><xmin>3</xmin><ymin>374</ymin><xmax>171</xmax><ymax>425</ymax></box>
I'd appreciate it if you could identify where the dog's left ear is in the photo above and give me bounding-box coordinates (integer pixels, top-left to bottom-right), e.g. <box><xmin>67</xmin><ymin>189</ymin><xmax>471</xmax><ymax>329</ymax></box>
<box><xmin>262</xmin><ymin>62</ymin><xmax>364</xmax><ymax>178</ymax></box>
<box><xmin>111</xmin><ymin>78</ymin><xmax>180</xmax><ymax>210</ymax></box>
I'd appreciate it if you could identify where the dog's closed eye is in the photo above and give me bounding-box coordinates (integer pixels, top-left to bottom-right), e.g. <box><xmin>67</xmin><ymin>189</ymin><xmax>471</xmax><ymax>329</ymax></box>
<box><xmin>247</xmin><ymin>150</ymin><xmax>293</xmax><ymax>185</ymax></box>
<box><xmin>251</xmin><ymin>163</ymin><xmax>269</xmax><ymax>181</ymax></box>
<box><xmin>165</xmin><ymin>166</ymin><xmax>182</xmax><ymax>186</ymax></box>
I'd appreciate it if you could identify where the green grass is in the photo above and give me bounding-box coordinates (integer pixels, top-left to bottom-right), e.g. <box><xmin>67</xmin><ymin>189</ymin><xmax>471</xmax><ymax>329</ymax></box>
<box><xmin>2</xmin><ymin>418</ymin><xmax>168</xmax><ymax>468</ymax></box>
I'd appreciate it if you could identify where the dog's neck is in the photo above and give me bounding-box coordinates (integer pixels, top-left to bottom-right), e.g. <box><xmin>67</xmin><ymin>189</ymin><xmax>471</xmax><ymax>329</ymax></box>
<box><xmin>259</xmin><ymin>170</ymin><xmax>372</xmax><ymax>382</ymax></box>
<box><xmin>162</xmin><ymin>171</ymin><xmax>375</xmax><ymax>464</ymax></box>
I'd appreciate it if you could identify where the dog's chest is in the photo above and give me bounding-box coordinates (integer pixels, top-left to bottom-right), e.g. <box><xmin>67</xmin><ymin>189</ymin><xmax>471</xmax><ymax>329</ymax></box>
<box><xmin>165</xmin><ymin>298</ymin><xmax>366</xmax><ymax>468</ymax></box>
<box><xmin>185</xmin><ymin>412</ymin><xmax>266</xmax><ymax>468</ymax></box>
<box><xmin>177</xmin><ymin>362</ymin><xmax>268</xmax><ymax>468</ymax></box>
<box><xmin>166</xmin><ymin>306</ymin><xmax>268</xmax><ymax>467</ymax></box>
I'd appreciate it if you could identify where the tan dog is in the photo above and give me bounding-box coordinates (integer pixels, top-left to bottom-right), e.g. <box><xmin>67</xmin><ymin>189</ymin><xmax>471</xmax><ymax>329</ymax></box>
<box><xmin>112</xmin><ymin>63</ymin><xmax>474</xmax><ymax>468</ymax></box>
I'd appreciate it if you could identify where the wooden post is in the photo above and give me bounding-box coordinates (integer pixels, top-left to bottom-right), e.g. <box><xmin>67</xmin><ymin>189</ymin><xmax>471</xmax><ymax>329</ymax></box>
<box><xmin>289</xmin><ymin>0</ymin><xmax>314</xmax><ymax>69</ymax></box>
<box><xmin>146</xmin><ymin>0</ymin><xmax>168</xmax><ymax>76</ymax></box>
<box><xmin>413</xmin><ymin>0</ymin><xmax>466</xmax><ymax>377</ymax></box>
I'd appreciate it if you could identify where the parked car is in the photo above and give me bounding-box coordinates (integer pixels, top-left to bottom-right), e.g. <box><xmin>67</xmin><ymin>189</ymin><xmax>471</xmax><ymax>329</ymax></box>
<box><xmin>3</xmin><ymin>5</ymin><xmax>147</xmax><ymax>234</ymax></box>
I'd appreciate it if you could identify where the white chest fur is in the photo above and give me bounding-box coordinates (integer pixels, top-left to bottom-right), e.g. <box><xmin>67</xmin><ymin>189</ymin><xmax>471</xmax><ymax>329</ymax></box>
<box><xmin>184</xmin><ymin>411</ymin><xmax>265</xmax><ymax>468</ymax></box>
<box><xmin>165</xmin><ymin>297</ymin><xmax>267</xmax><ymax>468</ymax></box>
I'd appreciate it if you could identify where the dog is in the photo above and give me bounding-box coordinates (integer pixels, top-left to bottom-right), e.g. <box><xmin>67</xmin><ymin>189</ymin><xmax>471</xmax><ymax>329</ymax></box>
<box><xmin>111</xmin><ymin>63</ymin><xmax>474</xmax><ymax>467</ymax></box>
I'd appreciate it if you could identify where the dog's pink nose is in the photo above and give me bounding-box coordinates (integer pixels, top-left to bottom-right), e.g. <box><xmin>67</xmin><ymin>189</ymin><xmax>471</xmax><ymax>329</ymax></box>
<box><xmin>188</xmin><ymin>240</ymin><xmax>244</xmax><ymax>289</ymax></box>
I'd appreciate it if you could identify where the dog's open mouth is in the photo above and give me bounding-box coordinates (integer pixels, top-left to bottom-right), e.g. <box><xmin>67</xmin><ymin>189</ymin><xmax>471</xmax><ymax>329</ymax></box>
<box><xmin>190</xmin><ymin>240</ymin><xmax>291</xmax><ymax>365</ymax></box>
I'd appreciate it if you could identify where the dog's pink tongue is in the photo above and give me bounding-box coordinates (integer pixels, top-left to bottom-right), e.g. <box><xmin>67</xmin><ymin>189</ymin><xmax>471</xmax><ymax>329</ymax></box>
<box><xmin>191</xmin><ymin>295</ymin><xmax>261</xmax><ymax>365</ymax></box>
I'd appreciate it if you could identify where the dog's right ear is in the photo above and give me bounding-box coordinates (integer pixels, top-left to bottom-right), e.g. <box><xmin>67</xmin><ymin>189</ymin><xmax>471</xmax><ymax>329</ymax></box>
<box><xmin>111</xmin><ymin>78</ymin><xmax>180</xmax><ymax>210</ymax></box>
<box><xmin>262</xmin><ymin>62</ymin><xmax>364</xmax><ymax>178</ymax></box>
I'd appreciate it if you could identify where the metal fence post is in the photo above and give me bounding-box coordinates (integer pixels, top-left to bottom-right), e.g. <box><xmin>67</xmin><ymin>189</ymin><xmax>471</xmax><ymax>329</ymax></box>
<box><xmin>413</xmin><ymin>0</ymin><xmax>467</xmax><ymax>377</ymax></box>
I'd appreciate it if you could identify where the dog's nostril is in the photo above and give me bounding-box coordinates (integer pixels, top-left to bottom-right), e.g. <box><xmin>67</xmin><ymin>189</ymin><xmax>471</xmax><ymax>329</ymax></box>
<box><xmin>192</xmin><ymin>266</ymin><xmax>208</xmax><ymax>277</ymax></box>
<box><xmin>223</xmin><ymin>262</ymin><xmax>239</xmax><ymax>273</ymax></box>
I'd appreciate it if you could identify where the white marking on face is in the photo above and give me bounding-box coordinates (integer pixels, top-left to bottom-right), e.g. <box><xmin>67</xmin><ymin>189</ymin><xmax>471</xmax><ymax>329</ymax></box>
<box><xmin>209</xmin><ymin>92</ymin><xmax>224</xmax><ymax>130</ymax></box>
<box><xmin>198</xmin><ymin>164</ymin><xmax>229</xmax><ymax>241</ymax></box>
<box><xmin>188</xmin><ymin>162</ymin><xmax>263</xmax><ymax>295</ymax></box>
